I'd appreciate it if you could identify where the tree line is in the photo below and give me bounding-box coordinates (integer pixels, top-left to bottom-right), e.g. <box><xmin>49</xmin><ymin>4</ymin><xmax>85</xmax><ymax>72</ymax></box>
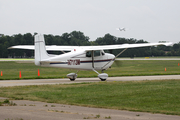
<box><xmin>0</xmin><ymin>31</ymin><xmax>179</xmax><ymax>58</ymax></box>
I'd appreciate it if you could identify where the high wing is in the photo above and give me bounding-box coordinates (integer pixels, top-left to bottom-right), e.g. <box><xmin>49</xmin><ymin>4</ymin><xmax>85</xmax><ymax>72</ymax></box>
<box><xmin>8</xmin><ymin>42</ymin><xmax>173</xmax><ymax>51</ymax></box>
<box><xmin>83</xmin><ymin>42</ymin><xmax>173</xmax><ymax>51</ymax></box>
<box><xmin>8</xmin><ymin>45</ymin><xmax>75</xmax><ymax>51</ymax></box>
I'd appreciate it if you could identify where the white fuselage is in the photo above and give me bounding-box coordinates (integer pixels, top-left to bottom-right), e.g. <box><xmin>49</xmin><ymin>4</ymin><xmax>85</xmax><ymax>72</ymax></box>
<box><xmin>40</xmin><ymin>50</ymin><xmax>115</xmax><ymax>70</ymax></box>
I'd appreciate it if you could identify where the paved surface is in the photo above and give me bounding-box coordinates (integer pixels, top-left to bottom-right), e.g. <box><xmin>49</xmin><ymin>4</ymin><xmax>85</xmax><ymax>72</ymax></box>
<box><xmin>0</xmin><ymin>98</ymin><xmax>180</xmax><ymax>120</ymax></box>
<box><xmin>0</xmin><ymin>75</ymin><xmax>180</xmax><ymax>87</ymax></box>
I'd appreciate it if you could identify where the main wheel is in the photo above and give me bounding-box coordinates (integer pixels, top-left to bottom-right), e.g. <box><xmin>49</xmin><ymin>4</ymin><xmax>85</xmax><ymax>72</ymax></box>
<box><xmin>100</xmin><ymin>78</ymin><xmax>106</xmax><ymax>81</ymax></box>
<box><xmin>70</xmin><ymin>78</ymin><xmax>75</xmax><ymax>81</ymax></box>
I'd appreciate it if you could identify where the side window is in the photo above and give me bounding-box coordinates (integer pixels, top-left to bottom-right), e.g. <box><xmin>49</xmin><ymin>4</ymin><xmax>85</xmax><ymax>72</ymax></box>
<box><xmin>94</xmin><ymin>50</ymin><xmax>100</xmax><ymax>57</ymax></box>
<box><xmin>86</xmin><ymin>50</ymin><xmax>101</xmax><ymax>57</ymax></box>
<box><xmin>86</xmin><ymin>51</ymin><xmax>91</xmax><ymax>57</ymax></box>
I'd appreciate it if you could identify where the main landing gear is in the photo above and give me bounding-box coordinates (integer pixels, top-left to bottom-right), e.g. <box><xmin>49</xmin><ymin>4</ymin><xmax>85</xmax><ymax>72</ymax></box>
<box><xmin>67</xmin><ymin>73</ymin><xmax>77</xmax><ymax>81</ymax></box>
<box><xmin>66</xmin><ymin>69</ymin><xmax>108</xmax><ymax>81</ymax></box>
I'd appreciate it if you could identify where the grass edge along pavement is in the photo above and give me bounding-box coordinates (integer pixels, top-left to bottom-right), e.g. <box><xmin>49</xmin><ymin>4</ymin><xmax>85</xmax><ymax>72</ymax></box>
<box><xmin>0</xmin><ymin>60</ymin><xmax>180</xmax><ymax>80</ymax></box>
<box><xmin>0</xmin><ymin>80</ymin><xmax>180</xmax><ymax>116</ymax></box>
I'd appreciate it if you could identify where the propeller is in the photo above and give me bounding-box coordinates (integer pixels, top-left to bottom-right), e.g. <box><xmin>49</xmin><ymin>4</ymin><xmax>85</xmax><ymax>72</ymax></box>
<box><xmin>113</xmin><ymin>59</ymin><xmax>123</xmax><ymax>67</ymax></box>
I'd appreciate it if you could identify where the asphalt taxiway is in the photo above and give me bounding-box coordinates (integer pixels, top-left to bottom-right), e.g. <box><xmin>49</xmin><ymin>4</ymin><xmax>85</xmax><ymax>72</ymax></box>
<box><xmin>0</xmin><ymin>75</ymin><xmax>180</xmax><ymax>87</ymax></box>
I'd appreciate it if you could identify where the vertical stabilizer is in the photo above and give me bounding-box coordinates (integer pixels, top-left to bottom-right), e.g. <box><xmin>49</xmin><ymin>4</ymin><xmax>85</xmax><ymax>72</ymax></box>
<box><xmin>35</xmin><ymin>34</ymin><xmax>49</xmax><ymax>66</ymax></box>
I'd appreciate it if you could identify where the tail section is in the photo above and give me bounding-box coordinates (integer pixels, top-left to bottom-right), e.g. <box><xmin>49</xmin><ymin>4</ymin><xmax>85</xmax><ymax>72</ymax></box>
<box><xmin>35</xmin><ymin>34</ymin><xmax>50</xmax><ymax>66</ymax></box>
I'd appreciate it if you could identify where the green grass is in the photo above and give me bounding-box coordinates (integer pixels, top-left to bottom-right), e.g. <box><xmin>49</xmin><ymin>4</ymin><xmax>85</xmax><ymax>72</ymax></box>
<box><xmin>108</xmin><ymin>60</ymin><xmax>180</xmax><ymax>76</ymax></box>
<box><xmin>0</xmin><ymin>60</ymin><xmax>180</xmax><ymax>80</ymax></box>
<box><xmin>0</xmin><ymin>80</ymin><xmax>180</xmax><ymax>115</ymax></box>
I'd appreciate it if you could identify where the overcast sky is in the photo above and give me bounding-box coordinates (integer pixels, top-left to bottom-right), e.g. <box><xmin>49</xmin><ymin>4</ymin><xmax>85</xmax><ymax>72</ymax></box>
<box><xmin>0</xmin><ymin>0</ymin><xmax>180</xmax><ymax>43</ymax></box>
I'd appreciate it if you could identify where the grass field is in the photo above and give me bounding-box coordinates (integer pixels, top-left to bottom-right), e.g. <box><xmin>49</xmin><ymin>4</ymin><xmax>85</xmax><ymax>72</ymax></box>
<box><xmin>1</xmin><ymin>60</ymin><xmax>180</xmax><ymax>115</ymax></box>
<box><xmin>0</xmin><ymin>60</ymin><xmax>180</xmax><ymax>80</ymax></box>
<box><xmin>0</xmin><ymin>80</ymin><xmax>180</xmax><ymax>115</ymax></box>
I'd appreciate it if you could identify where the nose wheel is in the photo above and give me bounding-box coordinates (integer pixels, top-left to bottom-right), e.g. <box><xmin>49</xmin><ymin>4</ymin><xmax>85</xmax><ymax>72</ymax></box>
<box><xmin>93</xmin><ymin>69</ymin><xmax>108</xmax><ymax>81</ymax></box>
<box><xmin>98</xmin><ymin>73</ymin><xmax>108</xmax><ymax>81</ymax></box>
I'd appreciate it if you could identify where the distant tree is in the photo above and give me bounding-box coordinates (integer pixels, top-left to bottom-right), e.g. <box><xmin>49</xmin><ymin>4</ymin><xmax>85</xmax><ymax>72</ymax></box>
<box><xmin>23</xmin><ymin>33</ymin><xmax>33</xmax><ymax>45</ymax></box>
<box><xmin>0</xmin><ymin>31</ymin><xmax>179</xmax><ymax>58</ymax></box>
<box><xmin>95</xmin><ymin>34</ymin><xmax>117</xmax><ymax>45</ymax></box>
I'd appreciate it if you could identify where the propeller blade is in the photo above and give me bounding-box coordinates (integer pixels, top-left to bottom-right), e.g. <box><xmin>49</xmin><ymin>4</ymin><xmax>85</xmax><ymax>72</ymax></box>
<box><xmin>113</xmin><ymin>60</ymin><xmax>123</xmax><ymax>67</ymax></box>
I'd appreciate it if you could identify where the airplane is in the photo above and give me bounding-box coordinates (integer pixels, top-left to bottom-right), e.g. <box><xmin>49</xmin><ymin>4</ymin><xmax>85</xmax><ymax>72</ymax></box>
<box><xmin>116</xmin><ymin>27</ymin><xmax>126</xmax><ymax>31</ymax></box>
<box><xmin>9</xmin><ymin>34</ymin><xmax>173</xmax><ymax>81</ymax></box>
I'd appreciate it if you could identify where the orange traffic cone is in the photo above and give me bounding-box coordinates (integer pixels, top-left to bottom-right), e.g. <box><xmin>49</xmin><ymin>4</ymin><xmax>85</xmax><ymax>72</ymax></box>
<box><xmin>38</xmin><ymin>69</ymin><xmax>40</xmax><ymax>76</ymax></box>
<box><xmin>178</xmin><ymin>63</ymin><xmax>179</xmax><ymax>66</ymax></box>
<box><xmin>1</xmin><ymin>71</ymin><xmax>2</xmax><ymax>76</ymax></box>
<box><xmin>19</xmin><ymin>71</ymin><xmax>21</xmax><ymax>78</ymax></box>
<box><xmin>165</xmin><ymin>68</ymin><xmax>166</xmax><ymax>71</ymax></box>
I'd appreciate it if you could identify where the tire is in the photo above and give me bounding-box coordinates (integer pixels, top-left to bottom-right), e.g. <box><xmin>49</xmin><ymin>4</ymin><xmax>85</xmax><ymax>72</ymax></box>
<box><xmin>100</xmin><ymin>78</ymin><xmax>106</xmax><ymax>81</ymax></box>
<box><xmin>70</xmin><ymin>78</ymin><xmax>75</xmax><ymax>81</ymax></box>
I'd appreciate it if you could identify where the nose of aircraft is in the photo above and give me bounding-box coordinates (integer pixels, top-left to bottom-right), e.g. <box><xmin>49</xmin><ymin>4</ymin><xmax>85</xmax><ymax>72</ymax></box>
<box><xmin>108</xmin><ymin>53</ymin><xmax>115</xmax><ymax>60</ymax></box>
<box><xmin>102</xmin><ymin>53</ymin><xmax>115</xmax><ymax>70</ymax></box>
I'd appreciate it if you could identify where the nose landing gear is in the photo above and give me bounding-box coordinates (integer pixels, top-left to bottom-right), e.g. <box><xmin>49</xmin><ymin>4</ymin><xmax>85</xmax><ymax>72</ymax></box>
<box><xmin>93</xmin><ymin>69</ymin><xmax>108</xmax><ymax>81</ymax></box>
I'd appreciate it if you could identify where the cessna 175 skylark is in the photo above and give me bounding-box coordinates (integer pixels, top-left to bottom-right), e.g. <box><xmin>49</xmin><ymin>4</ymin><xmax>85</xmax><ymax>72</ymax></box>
<box><xmin>9</xmin><ymin>34</ymin><xmax>173</xmax><ymax>81</ymax></box>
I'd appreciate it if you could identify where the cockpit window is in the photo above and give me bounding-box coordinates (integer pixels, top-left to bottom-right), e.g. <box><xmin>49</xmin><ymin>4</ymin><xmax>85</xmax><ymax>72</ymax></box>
<box><xmin>86</xmin><ymin>50</ymin><xmax>101</xmax><ymax>57</ymax></box>
<box><xmin>94</xmin><ymin>50</ymin><xmax>100</xmax><ymax>57</ymax></box>
<box><xmin>86</xmin><ymin>51</ymin><xmax>91</xmax><ymax>57</ymax></box>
